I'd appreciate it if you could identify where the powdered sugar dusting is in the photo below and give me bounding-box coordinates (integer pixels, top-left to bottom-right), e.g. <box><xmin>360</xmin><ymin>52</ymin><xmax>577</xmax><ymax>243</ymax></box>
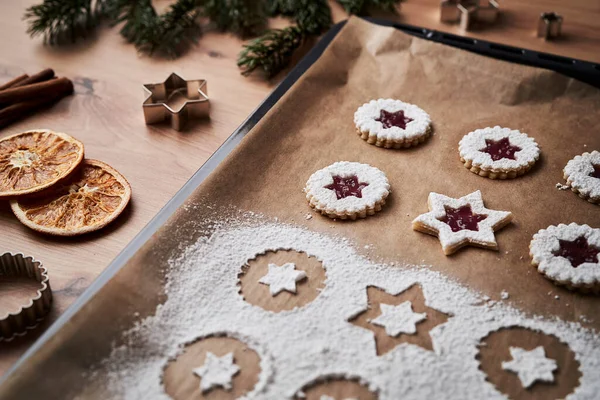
<box><xmin>93</xmin><ymin>217</ymin><xmax>600</xmax><ymax>399</ymax></box>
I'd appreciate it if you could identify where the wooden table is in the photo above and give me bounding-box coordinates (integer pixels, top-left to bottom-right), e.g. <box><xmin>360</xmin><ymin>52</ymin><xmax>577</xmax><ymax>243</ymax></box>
<box><xmin>0</xmin><ymin>0</ymin><xmax>598</xmax><ymax>376</ymax></box>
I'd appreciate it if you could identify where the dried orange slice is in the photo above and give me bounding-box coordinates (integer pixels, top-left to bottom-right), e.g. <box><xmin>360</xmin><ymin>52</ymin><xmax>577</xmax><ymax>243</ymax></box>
<box><xmin>0</xmin><ymin>129</ymin><xmax>84</xmax><ymax>197</ymax></box>
<box><xmin>10</xmin><ymin>159</ymin><xmax>131</xmax><ymax>236</ymax></box>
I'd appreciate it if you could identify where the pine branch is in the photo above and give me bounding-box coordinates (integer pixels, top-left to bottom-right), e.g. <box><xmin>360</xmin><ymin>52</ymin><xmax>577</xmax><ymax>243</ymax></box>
<box><xmin>237</xmin><ymin>26</ymin><xmax>304</xmax><ymax>78</ymax></box>
<box><xmin>104</xmin><ymin>0</ymin><xmax>158</xmax><ymax>45</ymax></box>
<box><xmin>105</xmin><ymin>0</ymin><xmax>201</xmax><ymax>58</ymax></box>
<box><xmin>293</xmin><ymin>0</ymin><xmax>332</xmax><ymax>35</ymax></box>
<box><xmin>203</xmin><ymin>0</ymin><xmax>267</xmax><ymax>38</ymax></box>
<box><xmin>337</xmin><ymin>0</ymin><xmax>399</xmax><ymax>15</ymax></box>
<box><xmin>266</xmin><ymin>0</ymin><xmax>294</xmax><ymax>17</ymax></box>
<box><xmin>144</xmin><ymin>0</ymin><xmax>202</xmax><ymax>57</ymax></box>
<box><xmin>24</xmin><ymin>0</ymin><xmax>100</xmax><ymax>44</ymax></box>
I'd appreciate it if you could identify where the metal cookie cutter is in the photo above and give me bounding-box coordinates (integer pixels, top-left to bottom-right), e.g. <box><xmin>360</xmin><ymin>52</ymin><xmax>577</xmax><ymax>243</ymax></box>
<box><xmin>143</xmin><ymin>73</ymin><xmax>210</xmax><ymax>131</ymax></box>
<box><xmin>0</xmin><ymin>253</ymin><xmax>52</xmax><ymax>341</ymax></box>
<box><xmin>440</xmin><ymin>0</ymin><xmax>499</xmax><ymax>30</ymax></box>
<box><xmin>537</xmin><ymin>12</ymin><xmax>563</xmax><ymax>40</ymax></box>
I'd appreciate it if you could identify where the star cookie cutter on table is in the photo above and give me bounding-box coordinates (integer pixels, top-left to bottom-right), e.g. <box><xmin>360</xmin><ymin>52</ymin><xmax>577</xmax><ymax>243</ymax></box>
<box><xmin>440</xmin><ymin>0</ymin><xmax>499</xmax><ymax>31</ymax></box>
<box><xmin>0</xmin><ymin>252</ymin><xmax>52</xmax><ymax>341</ymax></box>
<box><xmin>537</xmin><ymin>12</ymin><xmax>563</xmax><ymax>40</ymax></box>
<box><xmin>143</xmin><ymin>73</ymin><xmax>210</xmax><ymax>131</ymax></box>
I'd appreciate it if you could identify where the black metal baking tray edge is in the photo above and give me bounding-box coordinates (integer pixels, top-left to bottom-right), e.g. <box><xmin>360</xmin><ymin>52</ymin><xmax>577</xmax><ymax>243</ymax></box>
<box><xmin>3</xmin><ymin>16</ymin><xmax>599</xmax><ymax>383</ymax></box>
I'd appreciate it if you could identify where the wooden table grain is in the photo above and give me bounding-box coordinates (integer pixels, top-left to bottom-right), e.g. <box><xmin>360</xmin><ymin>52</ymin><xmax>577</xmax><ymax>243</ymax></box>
<box><xmin>0</xmin><ymin>0</ymin><xmax>598</xmax><ymax>376</ymax></box>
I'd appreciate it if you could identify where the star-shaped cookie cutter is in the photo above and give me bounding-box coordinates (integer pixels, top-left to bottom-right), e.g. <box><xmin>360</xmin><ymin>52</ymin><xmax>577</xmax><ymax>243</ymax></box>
<box><xmin>143</xmin><ymin>73</ymin><xmax>210</xmax><ymax>131</ymax></box>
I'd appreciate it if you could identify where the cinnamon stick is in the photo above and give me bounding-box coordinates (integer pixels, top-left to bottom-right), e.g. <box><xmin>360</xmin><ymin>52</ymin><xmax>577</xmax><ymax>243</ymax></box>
<box><xmin>0</xmin><ymin>74</ymin><xmax>29</xmax><ymax>91</ymax></box>
<box><xmin>0</xmin><ymin>77</ymin><xmax>73</xmax><ymax>106</ymax></box>
<box><xmin>11</xmin><ymin>68</ymin><xmax>55</xmax><ymax>89</ymax></box>
<box><xmin>0</xmin><ymin>84</ymin><xmax>73</xmax><ymax>129</ymax></box>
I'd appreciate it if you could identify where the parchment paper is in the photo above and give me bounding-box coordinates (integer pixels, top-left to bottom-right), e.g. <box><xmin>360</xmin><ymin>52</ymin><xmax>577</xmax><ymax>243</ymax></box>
<box><xmin>1</xmin><ymin>17</ymin><xmax>599</xmax><ymax>399</ymax></box>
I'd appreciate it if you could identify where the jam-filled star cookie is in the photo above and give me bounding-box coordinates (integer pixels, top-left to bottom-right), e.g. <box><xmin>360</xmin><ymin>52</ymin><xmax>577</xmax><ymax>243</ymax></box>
<box><xmin>563</xmin><ymin>151</ymin><xmax>600</xmax><ymax>204</ymax></box>
<box><xmin>530</xmin><ymin>223</ymin><xmax>600</xmax><ymax>293</ymax></box>
<box><xmin>412</xmin><ymin>190</ymin><xmax>513</xmax><ymax>255</ymax></box>
<box><xmin>354</xmin><ymin>99</ymin><xmax>432</xmax><ymax>148</ymax></box>
<box><xmin>459</xmin><ymin>126</ymin><xmax>540</xmax><ymax>179</ymax></box>
<box><xmin>305</xmin><ymin>161</ymin><xmax>390</xmax><ymax>220</ymax></box>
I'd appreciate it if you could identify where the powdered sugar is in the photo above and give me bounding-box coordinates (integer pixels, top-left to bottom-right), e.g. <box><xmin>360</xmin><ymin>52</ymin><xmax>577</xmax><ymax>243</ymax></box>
<box><xmin>530</xmin><ymin>223</ymin><xmax>600</xmax><ymax>287</ymax></box>
<box><xmin>459</xmin><ymin>126</ymin><xmax>540</xmax><ymax>172</ymax></box>
<box><xmin>564</xmin><ymin>151</ymin><xmax>600</xmax><ymax>202</ymax></box>
<box><xmin>501</xmin><ymin>346</ymin><xmax>557</xmax><ymax>389</ymax></box>
<box><xmin>354</xmin><ymin>99</ymin><xmax>431</xmax><ymax>141</ymax></box>
<box><xmin>305</xmin><ymin>162</ymin><xmax>390</xmax><ymax>218</ymax></box>
<box><xmin>92</xmin><ymin>217</ymin><xmax>600</xmax><ymax>399</ymax></box>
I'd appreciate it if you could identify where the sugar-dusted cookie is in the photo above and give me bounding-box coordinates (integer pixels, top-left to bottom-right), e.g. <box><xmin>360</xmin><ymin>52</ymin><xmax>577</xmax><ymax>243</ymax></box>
<box><xmin>305</xmin><ymin>161</ymin><xmax>390</xmax><ymax>220</ymax></box>
<box><xmin>530</xmin><ymin>223</ymin><xmax>600</xmax><ymax>293</ymax></box>
<box><xmin>412</xmin><ymin>190</ymin><xmax>513</xmax><ymax>255</ymax></box>
<box><xmin>354</xmin><ymin>99</ymin><xmax>432</xmax><ymax>148</ymax></box>
<box><xmin>563</xmin><ymin>151</ymin><xmax>600</xmax><ymax>204</ymax></box>
<box><xmin>459</xmin><ymin>126</ymin><xmax>540</xmax><ymax>179</ymax></box>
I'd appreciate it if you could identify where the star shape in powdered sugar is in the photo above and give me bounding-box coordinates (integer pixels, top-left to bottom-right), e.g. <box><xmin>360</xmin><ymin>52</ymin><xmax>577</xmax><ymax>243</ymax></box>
<box><xmin>370</xmin><ymin>302</ymin><xmax>427</xmax><ymax>336</ymax></box>
<box><xmin>412</xmin><ymin>190</ymin><xmax>513</xmax><ymax>255</ymax></box>
<box><xmin>192</xmin><ymin>352</ymin><xmax>240</xmax><ymax>392</ymax></box>
<box><xmin>258</xmin><ymin>262</ymin><xmax>307</xmax><ymax>296</ymax></box>
<box><xmin>502</xmin><ymin>346</ymin><xmax>557</xmax><ymax>389</ymax></box>
<box><xmin>348</xmin><ymin>285</ymin><xmax>450</xmax><ymax>355</ymax></box>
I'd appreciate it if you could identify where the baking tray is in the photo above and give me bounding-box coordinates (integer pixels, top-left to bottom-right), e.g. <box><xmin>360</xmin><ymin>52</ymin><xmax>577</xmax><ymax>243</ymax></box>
<box><xmin>2</xmin><ymin>16</ymin><xmax>600</xmax><ymax>383</ymax></box>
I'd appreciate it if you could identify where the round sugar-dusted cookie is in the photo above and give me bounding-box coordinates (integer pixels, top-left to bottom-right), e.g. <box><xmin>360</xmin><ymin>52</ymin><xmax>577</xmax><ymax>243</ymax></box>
<box><xmin>305</xmin><ymin>161</ymin><xmax>390</xmax><ymax>220</ymax></box>
<box><xmin>354</xmin><ymin>99</ymin><xmax>432</xmax><ymax>148</ymax></box>
<box><xmin>530</xmin><ymin>223</ymin><xmax>600</xmax><ymax>293</ymax></box>
<box><xmin>563</xmin><ymin>151</ymin><xmax>600</xmax><ymax>204</ymax></box>
<box><xmin>459</xmin><ymin>126</ymin><xmax>540</xmax><ymax>179</ymax></box>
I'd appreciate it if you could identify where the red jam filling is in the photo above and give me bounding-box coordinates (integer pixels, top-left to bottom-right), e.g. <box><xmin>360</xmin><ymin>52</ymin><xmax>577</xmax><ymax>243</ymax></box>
<box><xmin>324</xmin><ymin>175</ymin><xmax>369</xmax><ymax>200</ymax></box>
<box><xmin>376</xmin><ymin>109</ymin><xmax>413</xmax><ymax>129</ymax></box>
<box><xmin>479</xmin><ymin>137</ymin><xmax>521</xmax><ymax>161</ymax></box>
<box><xmin>590</xmin><ymin>165</ymin><xmax>600</xmax><ymax>179</ymax></box>
<box><xmin>439</xmin><ymin>205</ymin><xmax>487</xmax><ymax>232</ymax></box>
<box><xmin>553</xmin><ymin>236</ymin><xmax>600</xmax><ymax>268</ymax></box>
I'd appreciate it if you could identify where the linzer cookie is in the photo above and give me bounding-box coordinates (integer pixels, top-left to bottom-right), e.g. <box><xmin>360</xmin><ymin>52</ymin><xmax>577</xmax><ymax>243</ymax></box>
<box><xmin>412</xmin><ymin>190</ymin><xmax>512</xmax><ymax>255</ymax></box>
<box><xmin>563</xmin><ymin>151</ymin><xmax>600</xmax><ymax>204</ymax></box>
<box><xmin>530</xmin><ymin>223</ymin><xmax>600</xmax><ymax>293</ymax></box>
<box><xmin>459</xmin><ymin>126</ymin><xmax>540</xmax><ymax>179</ymax></box>
<box><xmin>305</xmin><ymin>161</ymin><xmax>390</xmax><ymax>220</ymax></box>
<box><xmin>354</xmin><ymin>99</ymin><xmax>432</xmax><ymax>148</ymax></box>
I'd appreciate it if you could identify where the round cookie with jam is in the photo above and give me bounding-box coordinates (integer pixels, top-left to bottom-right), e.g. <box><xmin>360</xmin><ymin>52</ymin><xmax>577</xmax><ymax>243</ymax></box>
<box><xmin>563</xmin><ymin>151</ymin><xmax>600</xmax><ymax>204</ymax></box>
<box><xmin>530</xmin><ymin>223</ymin><xmax>600</xmax><ymax>293</ymax></box>
<box><xmin>305</xmin><ymin>161</ymin><xmax>390</xmax><ymax>220</ymax></box>
<box><xmin>354</xmin><ymin>99</ymin><xmax>432</xmax><ymax>148</ymax></box>
<box><xmin>459</xmin><ymin>126</ymin><xmax>540</xmax><ymax>179</ymax></box>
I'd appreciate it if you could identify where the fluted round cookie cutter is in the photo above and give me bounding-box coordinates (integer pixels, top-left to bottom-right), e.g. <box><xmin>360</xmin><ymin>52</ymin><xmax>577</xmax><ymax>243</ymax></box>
<box><xmin>0</xmin><ymin>252</ymin><xmax>52</xmax><ymax>341</ymax></box>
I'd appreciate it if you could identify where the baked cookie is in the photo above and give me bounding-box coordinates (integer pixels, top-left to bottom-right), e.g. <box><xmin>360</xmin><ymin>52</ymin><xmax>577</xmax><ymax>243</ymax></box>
<box><xmin>530</xmin><ymin>223</ymin><xmax>600</xmax><ymax>293</ymax></box>
<box><xmin>459</xmin><ymin>126</ymin><xmax>540</xmax><ymax>179</ymax></box>
<box><xmin>305</xmin><ymin>161</ymin><xmax>390</xmax><ymax>220</ymax></box>
<box><xmin>563</xmin><ymin>151</ymin><xmax>600</xmax><ymax>204</ymax></box>
<box><xmin>354</xmin><ymin>99</ymin><xmax>432</xmax><ymax>148</ymax></box>
<box><xmin>412</xmin><ymin>190</ymin><xmax>513</xmax><ymax>255</ymax></box>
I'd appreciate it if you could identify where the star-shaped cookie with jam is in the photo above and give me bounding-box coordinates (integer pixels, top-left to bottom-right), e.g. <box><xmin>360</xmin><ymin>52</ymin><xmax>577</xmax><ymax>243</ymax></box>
<box><xmin>412</xmin><ymin>190</ymin><xmax>513</xmax><ymax>255</ymax></box>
